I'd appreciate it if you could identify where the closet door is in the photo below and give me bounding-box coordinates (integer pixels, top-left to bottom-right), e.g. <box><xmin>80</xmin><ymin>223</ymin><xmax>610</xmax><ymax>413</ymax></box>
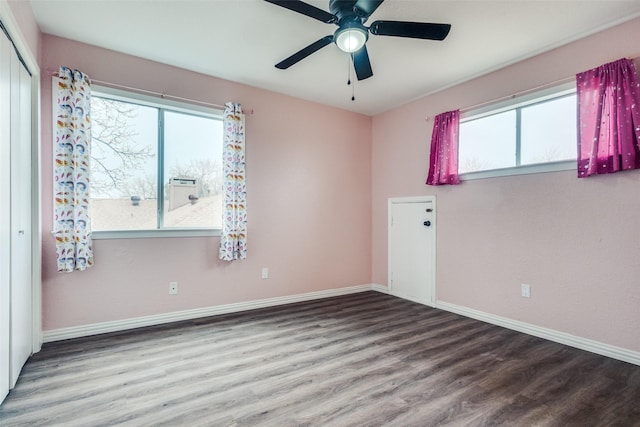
<box><xmin>0</xmin><ymin>25</ymin><xmax>12</xmax><ymax>403</ymax></box>
<box><xmin>9</xmin><ymin>42</ymin><xmax>33</xmax><ymax>388</ymax></box>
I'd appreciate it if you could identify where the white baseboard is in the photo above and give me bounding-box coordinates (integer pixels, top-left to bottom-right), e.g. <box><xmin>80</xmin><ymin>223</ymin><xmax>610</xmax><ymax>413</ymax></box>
<box><xmin>371</xmin><ymin>283</ymin><xmax>390</xmax><ymax>294</ymax></box>
<box><xmin>435</xmin><ymin>300</ymin><xmax>640</xmax><ymax>366</ymax></box>
<box><xmin>43</xmin><ymin>284</ymin><xmax>373</xmax><ymax>343</ymax></box>
<box><xmin>43</xmin><ymin>284</ymin><xmax>640</xmax><ymax>367</ymax></box>
<box><xmin>371</xmin><ymin>284</ymin><xmax>434</xmax><ymax>307</ymax></box>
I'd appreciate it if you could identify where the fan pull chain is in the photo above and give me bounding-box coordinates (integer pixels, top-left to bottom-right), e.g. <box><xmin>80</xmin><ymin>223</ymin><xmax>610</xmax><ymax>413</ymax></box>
<box><xmin>347</xmin><ymin>54</ymin><xmax>355</xmax><ymax>101</ymax></box>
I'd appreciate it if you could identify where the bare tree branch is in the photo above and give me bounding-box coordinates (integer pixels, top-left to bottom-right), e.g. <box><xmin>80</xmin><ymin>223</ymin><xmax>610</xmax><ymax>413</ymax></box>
<box><xmin>90</xmin><ymin>97</ymin><xmax>155</xmax><ymax>198</ymax></box>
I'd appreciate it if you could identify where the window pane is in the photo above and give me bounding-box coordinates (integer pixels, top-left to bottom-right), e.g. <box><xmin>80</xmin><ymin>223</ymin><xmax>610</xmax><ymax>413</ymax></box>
<box><xmin>163</xmin><ymin>111</ymin><xmax>223</xmax><ymax>229</ymax></box>
<box><xmin>459</xmin><ymin>110</ymin><xmax>516</xmax><ymax>173</ymax></box>
<box><xmin>90</xmin><ymin>97</ymin><xmax>158</xmax><ymax>231</ymax></box>
<box><xmin>521</xmin><ymin>94</ymin><xmax>577</xmax><ymax>165</ymax></box>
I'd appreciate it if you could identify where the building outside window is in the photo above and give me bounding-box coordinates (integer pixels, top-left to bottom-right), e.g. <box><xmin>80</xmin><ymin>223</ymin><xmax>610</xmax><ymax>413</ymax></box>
<box><xmin>90</xmin><ymin>87</ymin><xmax>223</xmax><ymax>238</ymax></box>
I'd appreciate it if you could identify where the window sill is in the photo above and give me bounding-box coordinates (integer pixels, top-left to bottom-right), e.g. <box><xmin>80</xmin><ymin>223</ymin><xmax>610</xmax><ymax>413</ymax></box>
<box><xmin>460</xmin><ymin>160</ymin><xmax>575</xmax><ymax>181</ymax></box>
<box><xmin>91</xmin><ymin>229</ymin><xmax>221</xmax><ymax>240</ymax></box>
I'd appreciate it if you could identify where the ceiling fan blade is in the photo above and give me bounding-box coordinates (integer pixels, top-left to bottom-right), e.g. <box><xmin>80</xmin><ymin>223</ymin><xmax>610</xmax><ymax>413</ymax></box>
<box><xmin>351</xmin><ymin>45</ymin><xmax>373</xmax><ymax>81</ymax></box>
<box><xmin>275</xmin><ymin>35</ymin><xmax>334</xmax><ymax>69</ymax></box>
<box><xmin>353</xmin><ymin>0</ymin><xmax>384</xmax><ymax>19</ymax></box>
<box><xmin>369</xmin><ymin>21</ymin><xmax>451</xmax><ymax>40</ymax></box>
<box><xmin>264</xmin><ymin>0</ymin><xmax>337</xmax><ymax>24</ymax></box>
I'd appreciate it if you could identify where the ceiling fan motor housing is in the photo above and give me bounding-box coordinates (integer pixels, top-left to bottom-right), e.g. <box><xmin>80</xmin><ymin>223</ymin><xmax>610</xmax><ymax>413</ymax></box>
<box><xmin>329</xmin><ymin>0</ymin><xmax>366</xmax><ymax>22</ymax></box>
<box><xmin>330</xmin><ymin>0</ymin><xmax>371</xmax><ymax>53</ymax></box>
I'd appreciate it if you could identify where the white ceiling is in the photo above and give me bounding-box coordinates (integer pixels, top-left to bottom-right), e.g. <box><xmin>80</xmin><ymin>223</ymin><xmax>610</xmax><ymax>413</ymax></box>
<box><xmin>30</xmin><ymin>0</ymin><xmax>640</xmax><ymax>116</ymax></box>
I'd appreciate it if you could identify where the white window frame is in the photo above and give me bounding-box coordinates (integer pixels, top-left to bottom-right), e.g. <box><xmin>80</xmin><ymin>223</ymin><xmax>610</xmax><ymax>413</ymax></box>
<box><xmin>459</xmin><ymin>82</ymin><xmax>577</xmax><ymax>181</ymax></box>
<box><xmin>89</xmin><ymin>85</ymin><xmax>223</xmax><ymax>239</ymax></box>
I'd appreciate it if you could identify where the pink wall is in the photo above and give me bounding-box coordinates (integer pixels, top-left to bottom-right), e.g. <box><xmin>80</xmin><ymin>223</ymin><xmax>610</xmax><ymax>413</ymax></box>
<box><xmin>372</xmin><ymin>17</ymin><xmax>640</xmax><ymax>352</ymax></box>
<box><xmin>40</xmin><ymin>35</ymin><xmax>372</xmax><ymax>330</ymax></box>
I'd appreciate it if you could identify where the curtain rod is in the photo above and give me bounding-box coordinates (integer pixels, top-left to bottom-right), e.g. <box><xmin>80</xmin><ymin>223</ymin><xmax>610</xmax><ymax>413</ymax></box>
<box><xmin>424</xmin><ymin>54</ymin><xmax>640</xmax><ymax>122</ymax></box>
<box><xmin>460</xmin><ymin>75</ymin><xmax>576</xmax><ymax>114</ymax></box>
<box><xmin>48</xmin><ymin>68</ymin><xmax>254</xmax><ymax>115</ymax></box>
<box><xmin>424</xmin><ymin>75</ymin><xmax>574</xmax><ymax>122</ymax></box>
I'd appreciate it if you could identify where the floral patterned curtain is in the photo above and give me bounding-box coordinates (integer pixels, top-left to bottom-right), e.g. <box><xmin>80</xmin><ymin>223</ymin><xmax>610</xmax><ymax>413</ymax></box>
<box><xmin>576</xmin><ymin>58</ymin><xmax>640</xmax><ymax>177</ymax></box>
<box><xmin>53</xmin><ymin>66</ymin><xmax>94</xmax><ymax>272</ymax></box>
<box><xmin>219</xmin><ymin>102</ymin><xmax>247</xmax><ymax>261</ymax></box>
<box><xmin>426</xmin><ymin>110</ymin><xmax>461</xmax><ymax>185</ymax></box>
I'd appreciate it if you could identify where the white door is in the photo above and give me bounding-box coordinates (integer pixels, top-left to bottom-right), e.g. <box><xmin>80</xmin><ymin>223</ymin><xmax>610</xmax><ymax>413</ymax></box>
<box><xmin>9</xmin><ymin>51</ymin><xmax>33</xmax><ymax>388</ymax></box>
<box><xmin>0</xmin><ymin>23</ymin><xmax>12</xmax><ymax>403</ymax></box>
<box><xmin>388</xmin><ymin>197</ymin><xmax>435</xmax><ymax>306</ymax></box>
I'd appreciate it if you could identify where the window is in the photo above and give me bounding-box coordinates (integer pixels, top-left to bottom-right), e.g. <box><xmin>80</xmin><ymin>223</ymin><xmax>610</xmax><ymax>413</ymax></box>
<box><xmin>458</xmin><ymin>84</ymin><xmax>577</xmax><ymax>178</ymax></box>
<box><xmin>90</xmin><ymin>86</ymin><xmax>223</xmax><ymax>238</ymax></box>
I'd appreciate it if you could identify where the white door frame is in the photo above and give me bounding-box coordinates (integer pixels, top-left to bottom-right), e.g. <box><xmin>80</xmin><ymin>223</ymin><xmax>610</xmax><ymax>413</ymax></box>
<box><xmin>0</xmin><ymin>15</ymin><xmax>12</xmax><ymax>403</ymax></box>
<box><xmin>0</xmin><ymin>0</ymin><xmax>43</xmax><ymax>355</ymax></box>
<box><xmin>388</xmin><ymin>196</ymin><xmax>437</xmax><ymax>306</ymax></box>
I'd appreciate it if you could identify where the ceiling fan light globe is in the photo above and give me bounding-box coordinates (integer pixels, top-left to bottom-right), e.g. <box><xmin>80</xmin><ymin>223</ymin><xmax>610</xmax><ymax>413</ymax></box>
<box><xmin>335</xmin><ymin>27</ymin><xmax>368</xmax><ymax>53</ymax></box>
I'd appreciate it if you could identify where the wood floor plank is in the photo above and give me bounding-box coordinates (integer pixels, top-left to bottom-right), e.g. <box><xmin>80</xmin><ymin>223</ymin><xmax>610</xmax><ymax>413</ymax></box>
<box><xmin>1</xmin><ymin>292</ymin><xmax>639</xmax><ymax>426</ymax></box>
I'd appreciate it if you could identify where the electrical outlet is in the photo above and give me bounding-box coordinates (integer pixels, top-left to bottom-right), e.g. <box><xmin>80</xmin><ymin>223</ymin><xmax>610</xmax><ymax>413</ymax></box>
<box><xmin>521</xmin><ymin>283</ymin><xmax>530</xmax><ymax>298</ymax></box>
<box><xmin>169</xmin><ymin>282</ymin><xmax>178</xmax><ymax>295</ymax></box>
<box><xmin>261</xmin><ymin>267</ymin><xmax>269</xmax><ymax>279</ymax></box>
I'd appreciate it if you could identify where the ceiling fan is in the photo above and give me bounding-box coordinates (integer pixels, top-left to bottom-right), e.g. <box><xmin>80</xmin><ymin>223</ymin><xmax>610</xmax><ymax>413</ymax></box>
<box><xmin>264</xmin><ymin>0</ymin><xmax>452</xmax><ymax>81</ymax></box>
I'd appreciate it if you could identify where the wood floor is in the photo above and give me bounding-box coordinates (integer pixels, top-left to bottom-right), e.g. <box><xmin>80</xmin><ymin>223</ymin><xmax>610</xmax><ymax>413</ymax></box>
<box><xmin>1</xmin><ymin>292</ymin><xmax>639</xmax><ymax>426</ymax></box>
